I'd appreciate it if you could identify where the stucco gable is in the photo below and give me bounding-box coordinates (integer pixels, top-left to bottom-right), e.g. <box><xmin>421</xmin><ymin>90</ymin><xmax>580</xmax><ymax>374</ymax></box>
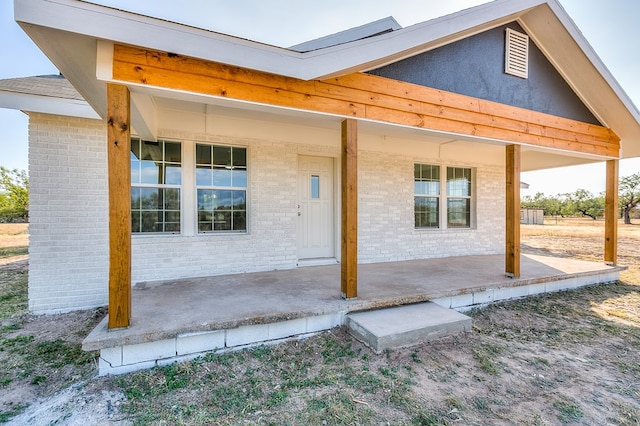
<box><xmin>368</xmin><ymin>22</ymin><xmax>600</xmax><ymax>125</ymax></box>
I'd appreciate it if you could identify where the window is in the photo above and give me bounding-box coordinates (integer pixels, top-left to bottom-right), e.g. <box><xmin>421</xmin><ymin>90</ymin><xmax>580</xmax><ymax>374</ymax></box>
<box><xmin>414</xmin><ymin>164</ymin><xmax>440</xmax><ymax>228</ymax></box>
<box><xmin>311</xmin><ymin>175</ymin><xmax>320</xmax><ymax>199</ymax></box>
<box><xmin>130</xmin><ymin>138</ymin><xmax>182</xmax><ymax>233</ymax></box>
<box><xmin>415</xmin><ymin>164</ymin><xmax>473</xmax><ymax>229</ymax></box>
<box><xmin>196</xmin><ymin>144</ymin><xmax>247</xmax><ymax>232</ymax></box>
<box><xmin>447</xmin><ymin>167</ymin><xmax>472</xmax><ymax>228</ymax></box>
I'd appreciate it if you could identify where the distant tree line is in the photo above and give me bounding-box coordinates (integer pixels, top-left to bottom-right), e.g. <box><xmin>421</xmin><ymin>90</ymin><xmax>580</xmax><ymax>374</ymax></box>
<box><xmin>0</xmin><ymin>167</ymin><xmax>29</xmax><ymax>223</ymax></box>
<box><xmin>521</xmin><ymin>172</ymin><xmax>640</xmax><ymax>224</ymax></box>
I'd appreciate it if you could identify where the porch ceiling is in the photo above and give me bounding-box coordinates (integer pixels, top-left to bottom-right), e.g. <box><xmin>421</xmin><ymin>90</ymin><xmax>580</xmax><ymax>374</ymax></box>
<box><xmin>130</xmin><ymin>86</ymin><xmax>605</xmax><ymax>172</ymax></box>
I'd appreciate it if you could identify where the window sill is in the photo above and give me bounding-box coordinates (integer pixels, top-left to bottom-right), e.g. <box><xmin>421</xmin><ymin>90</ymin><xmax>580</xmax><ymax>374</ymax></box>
<box><xmin>414</xmin><ymin>227</ymin><xmax>476</xmax><ymax>232</ymax></box>
<box><xmin>197</xmin><ymin>231</ymin><xmax>248</xmax><ymax>236</ymax></box>
<box><xmin>132</xmin><ymin>232</ymin><xmax>181</xmax><ymax>237</ymax></box>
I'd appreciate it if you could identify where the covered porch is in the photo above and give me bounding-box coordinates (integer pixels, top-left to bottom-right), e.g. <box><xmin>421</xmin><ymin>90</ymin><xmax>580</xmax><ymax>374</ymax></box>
<box><xmin>84</xmin><ymin>253</ymin><xmax>623</xmax><ymax>375</ymax></box>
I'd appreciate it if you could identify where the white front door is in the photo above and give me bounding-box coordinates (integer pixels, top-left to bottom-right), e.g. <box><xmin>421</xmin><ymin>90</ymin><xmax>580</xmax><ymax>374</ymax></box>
<box><xmin>298</xmin><ymin>155</ymin><xmax>334</xmax><ymax>260</ymax></box>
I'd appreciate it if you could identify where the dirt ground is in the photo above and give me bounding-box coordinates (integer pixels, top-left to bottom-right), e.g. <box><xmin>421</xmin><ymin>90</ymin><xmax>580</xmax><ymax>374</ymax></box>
<box><xmin>1</xmin><ymin>220</ymin><xmax>639</xmax><ymax>425</ymax></box>
<box><xmin>521</xmin><ymin>217</ymin><xmax>640</xmax><ymax>268</ymax></box>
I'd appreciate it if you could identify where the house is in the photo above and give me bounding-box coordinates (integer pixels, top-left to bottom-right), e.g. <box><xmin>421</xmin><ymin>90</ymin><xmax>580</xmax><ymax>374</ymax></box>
<box><xmin>1</xmin><ymin>0</ymin><xmax>639</xmax><ymax>373</ymax></box>
<box><xmin>521</xmin><ymin>208</ymin><xmax>545</xmax><ymax>225</ymax></box>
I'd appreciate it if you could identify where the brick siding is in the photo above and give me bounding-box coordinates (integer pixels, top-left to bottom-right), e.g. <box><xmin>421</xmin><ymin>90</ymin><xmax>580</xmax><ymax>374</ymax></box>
<box><xmin>28</xmin><ymin>115</ymin><xmax>505</xmax><ymax>313</ymax></box>
<box><xmin>28</xmin><ymin>113</ymin><xmax>109</xmax><ymax>313</ymax></box>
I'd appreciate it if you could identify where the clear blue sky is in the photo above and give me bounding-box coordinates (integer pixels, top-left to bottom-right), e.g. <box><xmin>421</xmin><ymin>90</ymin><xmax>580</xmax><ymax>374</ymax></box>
<box><xmin>1</xmin><ymin>0</ymin><xmax>638</xmax><ymax>196</ymax></box>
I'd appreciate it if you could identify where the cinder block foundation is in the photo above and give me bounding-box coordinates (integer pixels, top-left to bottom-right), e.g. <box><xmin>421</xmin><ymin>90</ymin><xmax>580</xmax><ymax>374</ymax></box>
<box><xmin>97</xmin><ymin>313</ymin><xmax>345</xmax><ymax>376</ymax></box>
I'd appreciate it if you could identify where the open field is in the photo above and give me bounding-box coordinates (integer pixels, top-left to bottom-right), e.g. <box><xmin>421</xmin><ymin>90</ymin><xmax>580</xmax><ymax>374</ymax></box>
<box><xmin>522</xmin><ymin>217</ymin><xmax>640</xmax><ymax>282</ymax></box>
<box><xmin>1</xmin><ymin>220</ymin><xmax>639</xmax><ymax>424</ymax></box>
<box><xmin>0</xmin><ymin>224</ymin><xmax>27</xmax><ymax>263</ymax></box>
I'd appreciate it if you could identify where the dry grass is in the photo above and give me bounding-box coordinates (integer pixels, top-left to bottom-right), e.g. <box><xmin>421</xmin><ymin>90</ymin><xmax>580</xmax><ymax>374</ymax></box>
<box><xmin>522</xmin><ymin>217</ymin><xmax>640</xmax><ymax>280</ymax></box>
<box><xmin>1</xmin><ymin>219</ymin><xmax>639</xmax><ymax>424</ymax></box>
<box><xmin>0</xmin><ymin>224</ymin><xmax>28</xmax><ymax>261</ymax></box>
<box><xmin>111</xmin><ymin>219</ymin><xmax>640</xmax><ymax>424</ymax></box>
<box><xmin>0</xmin><ymin>224</ymin><xmax>28</xmax><ymax>246</ymax></box>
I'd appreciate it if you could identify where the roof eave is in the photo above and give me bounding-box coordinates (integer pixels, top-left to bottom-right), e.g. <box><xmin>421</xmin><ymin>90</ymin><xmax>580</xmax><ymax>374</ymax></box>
<box><xmin>13</xmin><ymin>0</ymin><xmax>640</xmax><ymax>158</ymax></box>
<box><xmin>14</xmin><ymin>0</ymin><xmax>306</xmax><ymax>79</ymax></box>
<box><xmin>14</xmin><ymin>0</ymin><xmax>547</xmax><ymax>81</ymax></box>
<box><xmin>0</xmin><ymin>89</ymin><xmax>99</xmax><ymax>119</ymax></box>
<box><xmin>518</xmin><ymin>1</ymin><xmax>640</xmax><ymax>158</ymax></box>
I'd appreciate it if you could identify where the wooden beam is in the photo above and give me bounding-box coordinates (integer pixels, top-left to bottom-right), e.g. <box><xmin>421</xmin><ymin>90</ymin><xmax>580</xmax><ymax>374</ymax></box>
<box><xmin>341</xmin><ymin>119</ymin><xmax>358</xmax><ymax>299</ymax></box>
<box><xmin>107</xmin><ymin>83</ymin><xmax>132</xmax><ymax>329</ymax></box>
<box><xmin>506</xmin><ymin>144</ymin><xmax>521</xmax><ymax>278</ymax></box>
<box><xmin>604</xmin><ymin>159</ymin><xmax>619</xmax><ymax>265</ymax></box>
<box><xmin>112</xmin><ymin>44</ymin><xmax>620</xmax><ymax>158</ymax></box>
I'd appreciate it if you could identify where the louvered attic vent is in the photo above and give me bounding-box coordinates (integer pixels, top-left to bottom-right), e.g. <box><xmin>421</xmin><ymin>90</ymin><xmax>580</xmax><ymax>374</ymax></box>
<box><xmin>505</xmin><ymin>28</ymin><xmax>529</xmax><ymax>78</ymax></box>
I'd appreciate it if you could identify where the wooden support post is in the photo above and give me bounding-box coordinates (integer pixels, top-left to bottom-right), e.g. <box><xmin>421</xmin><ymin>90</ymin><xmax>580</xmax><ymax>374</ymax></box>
<box><xmin>604</xmin><ymin>159</ymin><xmax>619</xmax><ymax>265</ymax></box>
<box><xmin>505</xmin><ymin>144</ymin><xmax>521</xmax><ymax>278</ymax></box>
<box><xmin>341</xmin><ymin>119</ymin><xmax>358</xmax><ymax>299</ymax></box>
<box><xmin>107</xmin><ymin>83</ymin><xmax>132</xmax><ymax>329</ymax></box>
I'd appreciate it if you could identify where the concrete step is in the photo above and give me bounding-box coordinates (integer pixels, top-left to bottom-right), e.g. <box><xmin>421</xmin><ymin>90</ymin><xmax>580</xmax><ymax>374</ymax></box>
<box><xmin>345</xmin><ymin>302</ymin><xmax>471</xmax><ymax>353</ymax></box>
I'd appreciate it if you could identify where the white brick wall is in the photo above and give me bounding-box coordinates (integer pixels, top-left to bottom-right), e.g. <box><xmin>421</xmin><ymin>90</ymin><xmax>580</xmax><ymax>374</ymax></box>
<box><xmin>27</xmin><ymin>113</ymin><xmax>505</xmax><ymax>313</ymax></box>
<box><xmin>129</xmin><ymin>132</ymin><xmax>337</xmax><ymax>282</ymax></box>
<box><xmin>28</xmin><ymin>113</ymin><xmax>109</xmax><ymax>313</ymax></box>
<box><xmin>357</xmin><ymin>150</ymin><xmax>504</xmax><ymax>263</ymax></box>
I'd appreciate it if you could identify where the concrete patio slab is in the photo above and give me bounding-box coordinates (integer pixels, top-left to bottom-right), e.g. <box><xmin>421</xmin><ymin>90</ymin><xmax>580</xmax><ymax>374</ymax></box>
<box><xmin>83</xmin><ymin>254</ymin><xmax>623</xmax><ymax>375</ymax></box>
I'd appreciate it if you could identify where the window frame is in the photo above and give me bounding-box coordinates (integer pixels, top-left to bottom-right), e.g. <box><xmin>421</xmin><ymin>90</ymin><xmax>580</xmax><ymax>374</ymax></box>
<box><xmin>414</xmin><ymin>164</ymin><xmax>441</xmax><ymax>229</ymax></box>
<box><xmin>446</xmin><ymin>166</ymin><xmax>473</xmax><ymax>229</ymax></box>
<box><xmin>195</xmin><ymin>143</ymin><xmax>248</xmax><ymax>234</ymax></box>
<box><xmin>414</xmin><ymin>163</ymin><xmax>475</xmax><ymax>230</ymax></box>
<box><xmin>130</xmin><ymin>138</ymin><xmax>183</xmax><ymax>235</ymax></box>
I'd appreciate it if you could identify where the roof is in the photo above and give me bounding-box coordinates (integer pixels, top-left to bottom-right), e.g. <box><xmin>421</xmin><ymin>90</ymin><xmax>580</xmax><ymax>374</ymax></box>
<box><xmin>0</xmin><ymin>74</ymin><xmax>83</xmax><ymax>100</ymax></box>
<box><xmin>0</xmin><ymin>74</ymin><xmax>98</xmax><ymax>119</ymax></box>
<box><xmin>289</xmin><ymin>16</ymin><xmax>402</xmax><ymax>53</ymax></box>
<box><xmin>9</xmin><ymin>0</ymin><xmax>640</xmax><ymax>164</ymax></box>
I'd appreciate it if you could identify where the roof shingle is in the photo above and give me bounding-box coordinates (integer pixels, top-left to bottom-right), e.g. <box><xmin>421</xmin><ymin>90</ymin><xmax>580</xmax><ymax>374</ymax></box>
<box><xmin>0</xmin><ymin>74</ymin><xmax>83</xmax><ymax>101</ymax></box>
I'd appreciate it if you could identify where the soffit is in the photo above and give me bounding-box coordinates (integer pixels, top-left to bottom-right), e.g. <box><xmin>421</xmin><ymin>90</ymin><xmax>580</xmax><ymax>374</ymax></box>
<box><xmin>148</xmin><ymin>90</ymin><xmax>607</xmax><ymax>172</ymax></box>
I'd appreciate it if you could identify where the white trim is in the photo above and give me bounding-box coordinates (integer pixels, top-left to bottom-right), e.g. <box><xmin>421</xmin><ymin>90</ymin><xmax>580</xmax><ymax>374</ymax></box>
<box><xmin>182</xmin><ymin>141</ymin><xmax>196</xmax><ymax>237</ymax></box>
<box><xmin>96</xmin><ymin>40</ymin><xmax>113</xmax><ymax>81</ymax></box>
<box><xmin>15</xmin><ymin>0</ymin><xmax>304</xmax><ymax>78</ymax></box>
<box><xmin>130</xmin><ymin>93</ymin><xmax>158</xmax><ymax>141</ymax></box>
<box><xmin>0</xmin><ymin>90</ymin><xmax>99</xmax><ymax>119</ymax></box>
<box><xmin>542</xmin><ymin>1</ymin><xmax>640</xmax><ymax>121</ymax></box>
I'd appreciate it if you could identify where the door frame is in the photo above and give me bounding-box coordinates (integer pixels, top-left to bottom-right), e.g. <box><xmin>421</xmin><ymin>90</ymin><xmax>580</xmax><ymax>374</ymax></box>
<box><xmin>296</xmin><ymin>154</ymin><xmax>340</xmax><ymax>265</ymax></box>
